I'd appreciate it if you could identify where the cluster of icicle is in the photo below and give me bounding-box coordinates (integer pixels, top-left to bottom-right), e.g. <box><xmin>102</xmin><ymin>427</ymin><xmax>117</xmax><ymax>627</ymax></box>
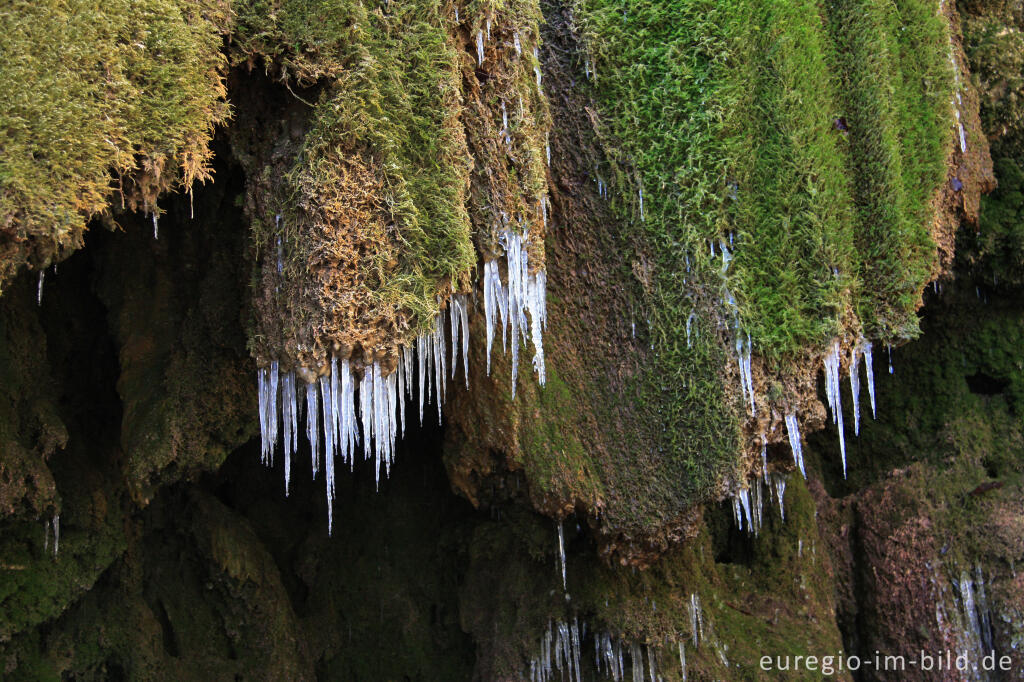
<box><xmin>529</xmin><ymin>619</ymin><xmax>584</xmax><ymax>682</ymax></box>
<box><xmin>785</xmin><ymin>336</ymin><xmax>877</xmax><ymax>480</ymax></box>
<box><xmin>594</xmin><ymin>634</ymin><xmax>660</xmax><ymax>682</ymax></box>
<box><xmin>954</xmin><ymin>564</ymin><xmax>994</xmax><ymax>666</ymax></box>
<box><xmin>529</xmin><ymin>619</ymin><xmax>666</xmax><ymax>682</ymax></box>
<box><xmin>528</xmin><ymin>592</ymin><xmax>732</xmax><ymax>682</ymax></box>
<box><xmin>680</xmin><ymin>592</ymin><xmax>730</xmax><ymax>678</ymax></box>
<box><xmin>730</xmin><ymin>472</ymin><xmax>789</xmax><ymax>535</ymax></box>
<box><xmin>483</xmin><ymin>228</ymin><xmax>547</xmax><ymax>397</ymax></box>
<box><xmin>256</xmin><ymin>227</ymin><xmax>549</xmax><ymax>529</ymax></box>
<box><xmin>256</xmin><ymin>296</ymin><xmax>470</xmax><ymax>533</ymax></box>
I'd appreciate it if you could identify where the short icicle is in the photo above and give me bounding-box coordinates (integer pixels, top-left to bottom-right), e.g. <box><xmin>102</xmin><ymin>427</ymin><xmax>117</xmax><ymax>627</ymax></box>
<box><xmin>785</xmin><ymin>412</ymin><xmax>805</xmax><ymax>478</ymax></box>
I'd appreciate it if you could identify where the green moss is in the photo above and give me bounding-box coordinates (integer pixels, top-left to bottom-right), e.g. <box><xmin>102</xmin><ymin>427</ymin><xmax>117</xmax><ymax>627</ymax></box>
<box><xmin>0</xmin><ymin>450</ymin><xmax>127</xmax><ymax>641</ymax></box>
<box><xmin>826</xmin><ymin>0</ymin><xmax>954</xmax><ymax>339</ymax></box>
<box><xmin>0</xmin><ymin>0</ymin><xmax>231</xmax><ymax>289</ymax></box>
<box><xmin>236</xmin><ymin>0</ymin><xmax>477</xmax><ymax>359</ymax></box>
<box><xmin>568</xmin><ymin>0</ymin><xmax>955</xmax><ymax>508</ymax></box>
<box><xmin>961</xmin><ymin>2</ymin><xmax>1024</xmax><ymax>285</ymax></box>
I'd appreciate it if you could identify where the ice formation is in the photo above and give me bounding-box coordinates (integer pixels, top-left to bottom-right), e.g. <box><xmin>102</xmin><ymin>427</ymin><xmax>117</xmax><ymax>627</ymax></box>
<box><xmin>257</xmin><ymin>295</ymin><xmax>479</xmax><ymax>530</ymax></box>
<box><xmin>37</xmin><ymin>270</ymin><xmax>44</xmax><ymax>306</ymax></box>
<box><xmin>863</xmin><ymin>340</ymin><xmax>876</xmax><ymax>418</ymax></box>
<box><xmin>760</xmin><ymin>433</ymin><xmax>768</xmax><ymax>478</ymax></box>
<box><xmin>770</xmin><ymin>472</ymin><xmax>787</xmax><ymax>520</ymax></box>
<box><xmin>689</xmin><ymin>594</ymin><xmax>703</xmax><ymax>648</ymax></box>
<box><xmin>529</xmin><ymin>619</ymin><xmax>583</xmax><ymax>682</ymax></box>
<box><xmin>849</xmin><ymin>340</ymin><xmax>861</xmax><ymax>435</ymax></box>
<box><xmin>476</xmin><ymin>30</ymin><xmax>485</xmax><ymax>65</ymax></box>
<box><xmin>526</xmin><ymin>592</ymin><xmax>727</xmax><ymax>681</ymax></box>
<box><xmin>954</xmin><ymin>564</ymin><xmax>995</xmax><ymax>672</ymax></box>
<box><xmin>557</xmin><ymin>520</ymin><xmax>567</xmax><ymax>592</ymax></box>
<box><xmin>731</xmin><ymin>478</ymin><xmax>767</xmax><ymax>536</ymax></box>
<box><xmin>530</xmin><ymin>623</ymin><xmax>669</xmax><ymax>682</ymax></box>
<box><xmin>483</xmin><ymin>229</ymin><xmax>547</xmax><ymax>397</ymax></box>
<box><xmin>823</xmin><ymin>341</ymin><xmax>847</xmax><ymax>478</ymax></box>
<box><xmin>534</xmin><ymin>47</ymin><xmax>543</xmax><ymax>91</ymax></box>
<box><xmin>258</xmin><ymin>225</ymin><xmax>548</xmax><ymax>528</ymax></box>
<box><xmin>785</xmin><ymin>412</ymin><xmax>805</xmax><ymax>478</ymax></box>
<box><xmin>735</xmin><ymin>334</ymin><xmax>755</xmax><ymax>415</ymax></box>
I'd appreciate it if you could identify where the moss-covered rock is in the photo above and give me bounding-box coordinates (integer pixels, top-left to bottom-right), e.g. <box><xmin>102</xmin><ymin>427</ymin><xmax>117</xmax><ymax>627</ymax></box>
<box><xmin>0</xmin><ymin>0</ymin><xmax>231</xmax><ymax>291</ymax></box>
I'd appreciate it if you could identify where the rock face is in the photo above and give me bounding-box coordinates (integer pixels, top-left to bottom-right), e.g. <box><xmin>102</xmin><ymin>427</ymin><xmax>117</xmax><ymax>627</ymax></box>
<box><xmin>1</xmin><ymin>0</ymin><xmax>1023</xmax><ymax>679</ymax></box>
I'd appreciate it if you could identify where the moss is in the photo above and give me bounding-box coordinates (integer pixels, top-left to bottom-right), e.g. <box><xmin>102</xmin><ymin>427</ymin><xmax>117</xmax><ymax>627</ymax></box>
<box><xmin>826</xmin><ymin>0</ymin><xmax>954</xmax><ymax>339</ymax></box>
<box><xmin>517</xmin><ymin>365</ymin><xmax>605</xmax><ymax>503</ymax></box>
<box><xmin>0</xmin><ymin>444</ymin><xmax>127</xmax><ymax>641</ymax></box>
<box><xmin>563</xmin><ymin>0</ymin><xmax>955</xmax><ymax>513</ymax></box>
<box><xmin>0</xmin><ymin>0</ymin><xmax>231</xmax><ymax>290</ymax></box>
<box><xmin>235</xmin><ymin>0</ymin><xmax>480</xmax><ymax>368</ymax></box>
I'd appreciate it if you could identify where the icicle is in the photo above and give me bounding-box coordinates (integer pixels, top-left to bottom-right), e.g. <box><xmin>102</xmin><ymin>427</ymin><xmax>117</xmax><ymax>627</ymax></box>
<box><xmin>514</xmin><ymin>32</ymin><xmax>522</xmax><ymax>55</ymax></box>
<box><xmin>52</xmin><ymin>515</ymin><xmax>59</xmax><ymax>556</ymax></box>
<box><xmin>760</xmin><ymin>433</ymin><xmax>768</xmax><ymax>478</ymax></box>
<box><xmin>330</xmin><ymin>357</ymin><xmax>341</xmax><ymax>470</ymax></box>
<box><xmin>557</xmin><ymin>520</ymin><xmax>567</xmax><ymax>591</ymax></box>
<box><xmin>528</xmin><ymin>271</ymin><xmax>546</xmax><ymax>386</ymax></box>
<box><xmin>37</xmin><ymin>270</ymin><xmax>44</xmax><ymax>306</ymax></box>
<box><xmin>863</xmin><ymin>340</ymin><xmax>876</xmax><ymax>419</ymax></box>
<box><xmin>152</xmin><ymin>212</ymin><xmax>159</xmax><ymax>240</ymax></box>
<box><xmin>686</xmin><ymin>312</ymin><xmax>696</xmax><ymax>347</ymax></box>
<box><xmin>372</xmin><ymin>361</ymin><xmax>385</xmax><ymax>481</ymax></box>
<box><xmin>887</xmin><ymin>344</ymin><xmax>894</xmax><ymax>374</ymax></box>
<box><xmin>630</xmin><ymin>642</ymin><xmax>643</xmax><ymax>682</ymax></box>
<box><xmin>823</xmin><ymin>342</ymin><xmax>847</xmax><ymax>478</ymax></box>
<box><xmin>484</xmin><ymin>260</ymin><xmax>499</xmax><ymax>376</ymax></box>
<box><xmin>735</xmin><ymin>334</ymin><xmax>755</xmax><ymax>415</ymax></box>
<box><xmin>281</xmin><ymin>370</ymin><xmax>297</xmax><ymax>494</ymax></box>
<box><xmin>850</xmin><ymin>340</ymin><xmax>862</xmax><ymax>436</ymax></box>
<box><xmin>341</xmin><ymin>358</ymin><xmax>357</xmax><ymax>470</ymax></box>
<box><xmin>771</xmin><ymin>472</ymin><xmax>787</xmax><ymax>520</ymax></box>
<box><xmin>689</xmin><ymin>594</ymin><xmax>702</xmax><ymax>647</ymax></box>
<box><xmin>450</xmin><ymin>298</ymin><xmax>460</xmax><ymax>382</ymax></box>
<box><xmin>546</xmin><ymin>132</ymin><xmax>551</xmax><ymax>166</ymax></box>
<box><xmin>720</xmin><ymin>240</ymin><xmax>732</xmax><ymax>274</ymax></box>
<box><xmin>257</xmin><ymin>368</ymin><xmax>268</xmax><ymax>465</ymax></box>
<box><xmin>637</xmin><ymin>184</ymin><xmax>644</xmax><ymax>222</ymax></box>
<box><xmin>459</xmin><ymin>296</ymin><xmax>470</xmax><ymax>387</ymax></box>
<box><xmin>501</xmin><ymin>101</ymin><xmax>511</xmax><ymax>148</ymax></box>
<box><xmin>476</xmin><ymin>30</ymin><xmax>485</xmax><ymax>65</ymax></box>
<box><xmin>785</xmin><ymin>412</ymin><xmax>805</xmax><ymax>478</ymax></box>
<box><xmin>257</xmin><ymin>367</ymin><xmax>272</xmax><ymax>466</ymax></box>
<box><xmin>533</xmin><ymin>47</ymin><xmax>542</xmax><ymax>91</ymax></box>
<box><xmin>678</xmin><ymin>641</ymin><xmax>687</xmax><ymax>682</ymax></box>
<box><xmin>320</xmin><ymin>375</ymin><xmax>336</xmax><ymax>532</ymax></box>
<box><xmin>432</xmin><ymin>315</ymin><xmax>446</xmax><ymax>423</ymax></box>
<box><xmin>306</xmin><ymin>380</ymin><xmax>320</xmax><ymax>478</ymax></box>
